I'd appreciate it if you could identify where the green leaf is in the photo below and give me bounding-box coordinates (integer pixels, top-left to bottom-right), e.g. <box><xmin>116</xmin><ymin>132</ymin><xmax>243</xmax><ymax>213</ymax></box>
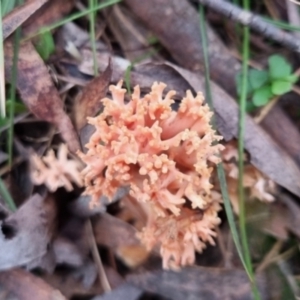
<box><xmin>271</xmin><ymin>80</ymin><xmax>293</xmax><ymax>95</ymax></box>
<box><xmin>268</xmin><ymin>55</ymin><xmax>292</xmax><ymax>80</ymax></box>
<box><xmin>284</xmin><ymin>74</ymin><xmax>298</xmax><ymax>84</ymax></box>
<box><xmin>6</xmin><ymin>100</ymin><xmax>27</xmax><ymax>114</ymax></box>
<box><xmin>235</xmin><ymin>72</ymin><xmax>253</xmax><ymax>96</ymax></box>
<box><xmin>252</xmin><ymin>85</ymin><xmax>273</xmax><ymax>106</ymax></box>
<box><xmin>0</xmin><ymin>117</ymin><xmax>9</xmax><ymax>127</ymax></box>
<box><xmin>246</xmin><ymin>101</ymin><xmax>257</xmax><ymax>112</ymax></box>
<box><xmin>1</xmin><ymin>0</ymin><xmax>16</xmax><ymax>16</ymax></box>
<box><xmin>249</xmin><ymin>69</ymin><xmax>269</xmax><ymax>89</ymax></box>
<box><xmin>34</xmin><ymin>31</ymin><xmax>55</xmax><ymax>60</ymax></box>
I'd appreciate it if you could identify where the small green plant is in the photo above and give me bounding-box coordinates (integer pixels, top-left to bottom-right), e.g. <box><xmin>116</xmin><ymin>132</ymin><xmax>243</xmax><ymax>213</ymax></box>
<box><xmin>35</xmin><ymin>31</ymin><xmax>55</xmax><ymax>60</ymax></box>
<box><xmin>236</xmin><ymin>54</ymin><xmax>298</xmax><ymax>111</ymax></box>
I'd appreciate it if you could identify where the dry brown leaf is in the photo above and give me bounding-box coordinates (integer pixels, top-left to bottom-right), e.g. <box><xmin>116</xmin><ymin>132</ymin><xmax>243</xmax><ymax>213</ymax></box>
<box><xmin>0</xmin><ymin>193</ymin><xmax>56</xmax><ymax>270</ymax></box>
<box><xmin>261</xmin><ymin>202</ymin><xmax>290</xmax><ymax>240</ymax></box>
<box><xmin>279</xmin><ymin>193</ymin><xmax>300</xmax><ymax>239</ymax></box>
<box><xmin>93</xmin><ymin>213</ymin><xmax>140</xmax><ymax>250</ymax></box>
<box><xmin>108</xmin><ymin>5</ymin><xmax>155</xmax><ymax>62</ymax></box>
<box><xmin>22</xmin><ymin>0</ymin><xmax>75</xmax><ymax>36</ymax></box>
<box><xmin>70</xmin><ymin>187</ymin><xmax>128</xmax><ymax>218</ymax></box>
<box><xmin>2</xmin><ymin>0</ymin><xmax>48</xmax><ymax>39</ymax></box>
<box><xmin>116</xmin><ymin>245</ymin><xmax>149</xmax><ymax>269</ymax></box>
<box><xmin>127</xmin><ymin>267</ymin><xmax>268</xmax><ymax>300</ymax></box>
<box><xmin>0</xmin><ymin>268</ymin><xmax>66</xmax><ymax>300</ymax></box>
<box><xmin>74</xmin><ymin>62</ymin><xmax>112</xmax><ymax>130</ymax></box>
<box><xmin>261</xmin><ymin>105</ymin><xmax>300</xmax><ymax>166</ymax></box>
<box><xmin>93</xmin><ymin>213</ymin><xmax>149</xmax><ymax>268</ymax></box>
<box><xmin>41</xmin><ymin>266</ymin><xmax>121</xmax><ymax>298</ymax></box>
<box><xmin>92</xmin><ymin>284</ymin><xmax>143</xmax><ymax>300</ymax></box>
<box><xmin>124</xmin><ymin>0</ymin><xmax>239</xmax><ymax>95</ymax></box>
<box><xmin>4</xmin><ymin>41</ymin><xmax>80</xmax><ymax>153</ymax></box>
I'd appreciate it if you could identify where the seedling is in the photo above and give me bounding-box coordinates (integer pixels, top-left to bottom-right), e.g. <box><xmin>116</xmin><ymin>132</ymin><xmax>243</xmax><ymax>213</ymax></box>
<box><xmin>236</xmin><ymin>54</ymin><xmax>298</xmax><ymax>111</ymax></box>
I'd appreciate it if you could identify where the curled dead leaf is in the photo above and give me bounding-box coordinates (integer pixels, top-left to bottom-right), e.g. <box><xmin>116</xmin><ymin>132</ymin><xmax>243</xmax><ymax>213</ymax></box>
<box><xmin>4</xmin><ymin>40</ymin><xmax>80</xmax><ymax>153</ymax></box>
<box><xmin>2</xmin><ymin>0</ymin><xmax>48</xmax><ymax>39</ymax></box>
<box><xmin>0</xmin><ymin>193</ymin><xmax>56</xmax><ymax>271</ymax></box>
<box><xmin>74</xmin><ymin>61</ymin><xmax>112</xmax><ymax>130</ymax></box>
<box><xmin>0</xmin><ymin>268</ymin><xmax>66</xmax><ymax>300</ymax></box>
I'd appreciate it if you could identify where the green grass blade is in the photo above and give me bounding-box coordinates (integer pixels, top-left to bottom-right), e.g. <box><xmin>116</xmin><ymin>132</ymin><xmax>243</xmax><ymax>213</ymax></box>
<box><xmin>8</xmin><ymin>21</ymin><xmax>22</xmax><ymax>167</ymax></box>
<box><xmin>0</xmin><ymin>4</ymin><xmax>5</xmax><ymax>119</ymax></box>
<box><xmin>198</xmin><ymin>3</ymin><xmax>250</xmax><ymax>277</ymax></box>
<box><xmin>0</xmin><ymin>177</ymin><xmax>16</xmax><ymax>211</ymax></box>
<box><xmin>24</xmin><ymin>0</ymin><xmax>121</xmax><ymax>41</ymax></box>
<box><xmin>1</xmin><ymin>0</ymin><xmax>16</xmax><ymax>17</ymax></box>
<box><xmin>89</xmin><ymin>0</ymin><xmax>98</xmax><ymax>76</ymax></box>
<box><xmin>199</xmin><ymin>6</ymin><xmax>261</xmax><ymax>299</ymax></box>
<box><xmin>238</xmin><ymin>0</ymin><xmax>261</xmax><ymax>298</ymax></box>
<box><xmin>124</xmin><ymin>49</ymin><xmax>159</xmax><ymax>95</ymax></box>
<box><xmin>263</xmin><ymin>17</ymin><xmax>300</xmax><ymax>32</ymax></box>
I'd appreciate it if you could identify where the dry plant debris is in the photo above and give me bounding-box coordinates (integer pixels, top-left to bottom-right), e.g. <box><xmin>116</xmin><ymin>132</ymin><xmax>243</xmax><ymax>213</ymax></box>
<box><xmin>78</xmin><ymin>81</ymin><xmax>224</xmax><ymax>269</ymax></box>
<box><xmin>221</xmin><ymin>142</ymin><xmax>276</xmax><ymax>214</ymax></box>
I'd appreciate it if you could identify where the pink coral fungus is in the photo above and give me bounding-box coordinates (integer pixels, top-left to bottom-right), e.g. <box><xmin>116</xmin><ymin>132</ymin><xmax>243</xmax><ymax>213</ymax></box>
<box><xmin>79</xmin><ymin>81</ymin><xmax>224</xmax><ymax>269</ymax></box>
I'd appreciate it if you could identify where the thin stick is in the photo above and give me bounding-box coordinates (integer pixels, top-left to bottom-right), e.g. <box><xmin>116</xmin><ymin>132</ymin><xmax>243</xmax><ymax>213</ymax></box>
<box><xmin>86</xmin><ymin>219</ymin><xmax>111</xmax><ymax>292</ymax></box>
<box><xmin>197</xmin><ymin>0</ymin><xmax>300</xmax><ymax>52</ymax></box>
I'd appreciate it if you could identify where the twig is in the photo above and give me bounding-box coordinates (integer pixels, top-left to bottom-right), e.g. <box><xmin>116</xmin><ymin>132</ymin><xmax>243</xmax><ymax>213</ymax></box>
<box><xmin>254</xmin><ymin>96</ymin><xmax>279</xmax><ymax>124</ymax></box>
<box><xmin>86</xmin><ymin>219</ymin><xmax>111</xmax><ymax>292</ymax></box>
<box><xmin>197</xmin><ymin>0</ymin><xmax>300</xmax><ymax>52</ymax></box>
<box><xmin>286</xmin><ymin>0</ymin><xmax>300</xmax><ymax>39</ymax></box>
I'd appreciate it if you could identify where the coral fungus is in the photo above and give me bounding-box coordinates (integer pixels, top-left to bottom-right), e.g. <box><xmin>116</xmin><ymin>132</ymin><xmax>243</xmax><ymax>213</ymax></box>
<box><xmin>31</xmin><ymin>144</ymin><xmax>83</xmax><ymax>192</ymax></box>
<box><xmin>79</xmin><ymin>81</ymin><xmax>224</xmax><ymax>269</ymax></box>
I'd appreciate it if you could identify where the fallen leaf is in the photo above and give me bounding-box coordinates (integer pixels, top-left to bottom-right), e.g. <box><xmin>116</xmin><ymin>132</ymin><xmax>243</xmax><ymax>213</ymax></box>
<box><xmin>93</xmin><ymin>213</ymin><xmax>140</xmax><ymax>250</ymax></box>
<box><xmin>22</xmin><ymin>0</ymin><xmax>75</xmax><ymax>36</ymax></box>
<box><xmin>278</xmin><ymin>193</ymin><xmax>300</xmax><ymax>239</ymax></box>
<box><xmin>0</xmin><ymin>268</ymin><xmax>66</xmax><ymax>300</ymax></box>
<box><xmin>260</xmin><ymin>201</ymin><xmax>290</xmax><ymax>240</ymax></box>
<box><xmin>108</xmin><ymin>5</ymin><xmax>155</xmax><ymax>62</ymax></box>
<box><xmin>2</xmin><ymin>0</ymin><xmax>48</xmax><ymax>39</ymax></box>
<box><xmin>0</xmin><ymin>193</ymin><xmax>56</xmax><ymax>270</ymax></box>
<box><xmin>261</xmin><ymin>105</ymin><xmax>300</xmax><ymax>166</ymax></box>
<box><xmin>92</xmin><ymin>283</ymin><xmax>143</xmax><ymax>300</ymax></box>
<box><xmin>4</xmin><ymin>41</ymin><xmax>80</xmax><ymax>153</ymax></box>
<box><xmin>127</xmin><ymin>267</ymin><xmax>268</xmax><ymax>300</ymax></box>
<box><xmin>70</xmin><ymin>187</ymin><xmax>128</xmax><ymax>218</ymax></box>
<box><xmin>74</xmin><ymin>61</ymin><xmax>112</xmax><ymax>130</ymax></box>
<box><xmin>116</xmin><ymin>245</ymin><xmax>149</xmax><ymax>269</ymax></box>
<box><xmin>124</xmin><ymin>0</ymin><xmax>240</xmax><ymax>95</ymax></box>
<box><xmin>41</xmin><ymin>265</ymin><xmax>121</xmax><ymax>298</ymax></box>
<box><xmin>93</xmin><ymin>213</ymin><xmax>149</xmax><ymax>268</ymax></box>
<box><xmin>53</xmin><ymin>236</ymin><xmax>84</xmax><ymax>267</ymax></box>
<box><xmin>0</xmin><ymin>151</ymin><xmax>8</xmax><ymax>164</ymax></box>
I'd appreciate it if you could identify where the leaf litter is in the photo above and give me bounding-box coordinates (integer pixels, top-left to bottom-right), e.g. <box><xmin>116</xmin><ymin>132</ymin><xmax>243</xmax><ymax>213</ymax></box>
<box><xmin>1</xmin><ymin>0</ymin><xmax>300</xmax><ymax>299</ymax></box>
